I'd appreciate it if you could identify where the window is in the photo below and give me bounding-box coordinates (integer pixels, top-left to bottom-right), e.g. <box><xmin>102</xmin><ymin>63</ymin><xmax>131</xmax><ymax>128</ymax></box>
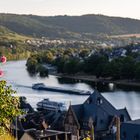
<box><xmin>97</xmin><ymin>97</ymin><xmax>103</xmax><ymax>105</ymax></box>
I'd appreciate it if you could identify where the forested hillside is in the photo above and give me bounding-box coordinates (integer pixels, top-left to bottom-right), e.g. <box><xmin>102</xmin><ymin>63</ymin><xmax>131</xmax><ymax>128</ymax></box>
<box><xmin>0</xmin><ymin>13</ymin><xmax>140</xmax><ymax>39</ymax></box>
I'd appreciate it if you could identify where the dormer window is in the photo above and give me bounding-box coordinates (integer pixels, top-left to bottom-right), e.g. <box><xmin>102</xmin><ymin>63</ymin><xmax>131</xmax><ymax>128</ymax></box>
<box><xmin>97</xmin><ymin>97</ymin><xmax>103</xmax><ymax>105</ymax></box>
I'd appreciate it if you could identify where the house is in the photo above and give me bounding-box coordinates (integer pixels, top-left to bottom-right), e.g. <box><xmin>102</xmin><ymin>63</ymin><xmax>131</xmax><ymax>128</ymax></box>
<box><xmin>64</xmin><ymin>90</ymin><xmax>131</xmax><ymax>140</ymax></box>
<box><xmin>20</xmin><ymin>129</ymin><xmax>71</xmax><ymax>140</ymax></box>
<box><xmin>11</xmin><ymin>128</ymin><xmax>71</xmax><ymax>140</ymax></box>
<box><xmin>11</xmin><ymin>115</ymin><xmax>70</xmax><ymax>140</ymax></box>
<box><xmin>11</xmin><ymin>110</ymin><xmax>67</xmax><ymax>139</ymax></box>
<box><xmin>121</xmin><ymin>119</ymin><xmax>140</xmax><ymax>140</ymax></box>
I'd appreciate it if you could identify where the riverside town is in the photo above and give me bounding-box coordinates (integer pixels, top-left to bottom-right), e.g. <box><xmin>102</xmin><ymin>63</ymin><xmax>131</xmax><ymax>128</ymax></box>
<box><xmin>1</xmin><ymin>0</ymin><xmax>140</xmax><ymax>140</ymax></box>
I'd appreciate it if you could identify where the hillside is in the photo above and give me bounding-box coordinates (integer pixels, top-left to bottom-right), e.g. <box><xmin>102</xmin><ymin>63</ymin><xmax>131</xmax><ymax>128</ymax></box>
<box><xmin>1</xmin><ymin>13</ymin><xmax>140</xmax><ymax>39</ymax></box>
<box><xmin>0</xmin><ymin>25</ymin><xmax>33</xmax><ymax>60</ymax></box>
<box><xmin>0</xmin><ymin>25</ymin><xmax>32</xmax><ymax>40</ymax></box>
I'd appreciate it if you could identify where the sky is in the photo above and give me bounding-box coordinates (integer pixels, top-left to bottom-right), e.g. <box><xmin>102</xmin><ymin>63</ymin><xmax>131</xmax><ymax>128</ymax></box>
<box><xmin>0</xmin><ymin>0</ymin><xmax>140</xmax><ymax>19</ymax></box>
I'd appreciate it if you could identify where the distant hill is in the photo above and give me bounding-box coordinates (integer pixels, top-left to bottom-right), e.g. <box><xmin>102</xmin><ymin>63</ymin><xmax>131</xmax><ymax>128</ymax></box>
<box><xmin>1</xmin><ymin>13</ymin><xmax>140</xmax><ymax>39</ymax></box>
<box><xmin>0</xmin><ymin>25</ymin><xmax>32</xmax><ymax>40</ymax></box>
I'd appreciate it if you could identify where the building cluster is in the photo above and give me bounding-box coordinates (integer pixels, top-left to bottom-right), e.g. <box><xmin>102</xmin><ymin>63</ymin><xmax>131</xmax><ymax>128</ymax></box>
<box><xmin>11</xmin><ymin>90</ymin><xmax>140</xmax><ymax>140</ymax></box>
<box><xmin>87</xmin><ymin>43</ymin><xmax>140</xmax><ymax>62</ymax></box>
<box><xmin>25</xmin><ymin>38</ymin><xmax>95</xmax><ymax>48</ymax></box>
<box><xmin>25</xmin><ymin>35</ymin><xmax>140</xmax><ymax>49</ymax></box>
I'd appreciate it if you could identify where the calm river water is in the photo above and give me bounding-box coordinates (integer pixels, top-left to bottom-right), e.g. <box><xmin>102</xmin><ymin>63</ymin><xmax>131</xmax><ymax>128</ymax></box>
<box><xmin>1</xmin><ymin>60</ymin><xmax>140</xmax><ymax>120</ymax></box>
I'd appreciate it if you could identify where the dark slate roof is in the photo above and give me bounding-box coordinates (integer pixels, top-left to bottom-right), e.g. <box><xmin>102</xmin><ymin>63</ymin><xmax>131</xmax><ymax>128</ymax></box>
<box><xmin>50</xmin><ymin>111</ymin><xmax>66</xmax><ymax>130</ymax></box>
<box><xmin>124</xmin><ymin>119</ymin><xmax>140</xmax><ymax>125</ymax></box>
<box><xmin>71</xmin><ymin>90</ymin><xmax>131</xmax><ymax>131</ymax></box>
<box><xmin>25</xmin><ymin>129</ymin><xmax>37</xmax><ymax>139</ymax></box>
<box><xmin>24</xmin><ymin>129</ymin><xmax>68</xmax><ymax>139</ymax></box>
<box><xmin>84</xmin><ymin>90</ymin><xmax>118</xmax><ymax>115</ymax></box>
<box><xmin>37</xmin><ymin>110</ymin><xmax>67</xmax><ymax>131</ymax></box>
<box><xmin>20</xmin><ymin>112</ymin><xmax>41</xmax><ymax>130</ymax></box>
<box><xmin>15</xmin><ymin>110</ymin><xmax>66</xmax><ymax>131</ymax></box>
<box><xmin>19</xmin><ymin>96</ymin><xmax>34</xmax><ymax>113</ymax></box>
<box><xmin>71</xmin><ymin>104</ymin><xmax>83</xmax><ymax>120</ymax></box>
<box><xmin>118</xmin><ymin>108</ymin><xmax>131</xmax><ymax>121</ymax></box>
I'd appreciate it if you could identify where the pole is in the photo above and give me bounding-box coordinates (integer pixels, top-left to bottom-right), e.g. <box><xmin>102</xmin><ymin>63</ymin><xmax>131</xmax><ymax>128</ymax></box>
<box><xmin>116</xmin><ymin>117</ymin><xmax>120</xmax><ymax>140</ymax></box>
<box><xmin>91</xmin><ymin>124</ymin><xmax>94</xmax><ymax>140</ymax></box>
<box><xmin>16</xmin><ymin>117</ymin><xmax>17</xmax><ymax>140</ymax></box>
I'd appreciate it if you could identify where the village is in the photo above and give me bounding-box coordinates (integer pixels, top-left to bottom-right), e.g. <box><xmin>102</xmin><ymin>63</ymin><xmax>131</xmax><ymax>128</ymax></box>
<box><xmin>11</xmin><ymin>89</ymin><xmax>139</xmax><ymax>140</ymax></box>
<box><xmin>26</xmin><ymin>37</ymin><xmax>140</xmax><ymax>62</ymax></box>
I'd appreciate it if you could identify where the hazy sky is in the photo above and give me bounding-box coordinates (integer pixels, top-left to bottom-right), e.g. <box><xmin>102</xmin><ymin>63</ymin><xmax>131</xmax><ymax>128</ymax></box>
<box><xmin>1</xmin><ymin>0</ymin><xmax>140</xmax><ymax>19</ymax></box>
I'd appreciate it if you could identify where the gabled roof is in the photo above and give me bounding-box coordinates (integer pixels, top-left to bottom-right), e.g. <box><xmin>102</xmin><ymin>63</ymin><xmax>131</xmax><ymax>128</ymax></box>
<box><xmin>71</xmin><ymin>104</ymin><xmax>83</xmax><ymax>121</ymax></box>
<box><xmin>70</xmin><ymin>90</ymin><xmax>131</xmax><ymax>131</ymax></box>
<box><xmin>23</xmin><ymin>128</ymin><xmax>70</xmax><ymax>139</ymax></box>
<box><xmin>84</xmin><ymin>90</ymin><xmax>118</xmax><ymax>116</ymax></box>
<box><xmin>64</xmin><ymin>105</ymin><xmax>80</xmax><ymax>129</ymax></box>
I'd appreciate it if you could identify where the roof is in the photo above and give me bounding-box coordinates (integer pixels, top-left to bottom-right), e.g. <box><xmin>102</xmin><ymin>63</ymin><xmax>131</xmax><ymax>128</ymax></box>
<box><xmin>24</xmin><ymin>129</ymin><xmax>69</xmax><ymax>139</ymax></box>
<box><xmin>71</xmin><ymin>104</ymin><xmax>83</xmax><ymax>120</ymax></box>
<box><xmin>84</xmin><ymin>90</ymin><xmax>118</xmax><ymax>115</ymax></box>
<box><xmin>71</xmin><ymin>90</ymin><xmax>131</xmax><ymax>131</ymax></box>
<box><xmin>19</xmin><ymin>96</ymin><xmax>34</xmax><ymax>113</ymax></box>
<box><xmin>118</xmin><ymin>108</ymin><xmax>131</xmax><ymax>121</ymax></box>
<box><xmin>123</xmin><ymin>119</ymin><xmax>140</xmax><ymax>125</ymax></box>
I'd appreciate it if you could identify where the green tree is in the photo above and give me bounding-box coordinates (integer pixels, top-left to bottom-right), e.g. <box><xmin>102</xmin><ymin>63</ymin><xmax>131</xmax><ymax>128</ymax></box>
<box><xmin>26</xmin><ymin>57</ymin><xmax>38</xmax><ymax>74</ymax></box>
<box><xmin>121</xmin><ymin>56</ymin><xmax>135</xmax><ymax>79</ymax></box>
<box><xmin>64</xmin><ymin>48</ymin><xmax>74</xmax><ymax>56</ymax></box>
<box><xmin>0</xmin><ymin>80</ymin><xmax>22</xmax><ymax>135</ymax></box>
<box><xmin>41</xmin><ymin>51</ymin><xmax>54</xmax><ymax>64</ymax></box>
<box><xmin>54</xmin><ymin>55</ymin><xmax>69</xmax><ymax>73</ymax></box>
<box><xmin>135</xmin><ymin>62</ymin><xmax>140</xmax><ymax>80</ymax></box>
<box><xmin>37</xmin><ymin>65</ymin><xmax>48</xmax><ymax>77</ymax></box>
<box><xmin>109</xmin><ymin>58</ymin><xmax>123</xmax><ymax>79</ymax></box>
<box><xmin>63</xmin><ymin>58</ymin><xmax>80</xmax><ymax>74</ymax></box>
<box><xmin>83</xmin><ymin>55</ymin><xmax>108</xmax><ymax>76</ymax></box>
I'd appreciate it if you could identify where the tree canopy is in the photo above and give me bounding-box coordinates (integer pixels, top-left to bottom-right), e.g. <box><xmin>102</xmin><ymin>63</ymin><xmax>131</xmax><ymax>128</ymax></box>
<box><xmin>0</xmin><ymin>80</ymin><xmax>22</xmax><ymax>136</ymax></box>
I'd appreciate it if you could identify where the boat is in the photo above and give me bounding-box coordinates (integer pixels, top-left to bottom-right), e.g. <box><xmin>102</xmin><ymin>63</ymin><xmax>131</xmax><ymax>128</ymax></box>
<box><xmin>37</xmin><ymin>98</ymin><xmax>67</xmax><ymax>111</ymax></box>
<box><xmin>32</xmin><ymin>83</ymin><xmax>91</xmax><ymax>95</ymax></box>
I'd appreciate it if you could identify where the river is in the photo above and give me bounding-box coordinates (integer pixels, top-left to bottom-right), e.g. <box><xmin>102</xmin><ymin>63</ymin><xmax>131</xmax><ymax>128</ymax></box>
<box><xmin>1</xmin><ymin>60</ymin><xmax>140</xmax><ymax>120</ymax></box>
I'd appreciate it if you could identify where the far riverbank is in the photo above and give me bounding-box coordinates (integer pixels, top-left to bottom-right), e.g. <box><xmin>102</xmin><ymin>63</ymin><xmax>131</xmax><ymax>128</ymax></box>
<box><xmin>54</xmin><ymin>73</ymin><xmax>140</xmax><ymax>89</ymax></box>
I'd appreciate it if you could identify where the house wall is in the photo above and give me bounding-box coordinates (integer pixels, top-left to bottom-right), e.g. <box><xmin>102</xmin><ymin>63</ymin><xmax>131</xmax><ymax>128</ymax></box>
<box><xmin>64</xmin><ymin>107</ymin><xmax>79</xmax><ymax>139</ymax></box>
<box><xmin>20</xmin><ymin>133</ymin><xmax>34</xmax><ymax>140</ymax></box>
<box><xmin>121</xmin><ymin>123</ymin><xmax>140</xmax><ymax>140</ymax></box>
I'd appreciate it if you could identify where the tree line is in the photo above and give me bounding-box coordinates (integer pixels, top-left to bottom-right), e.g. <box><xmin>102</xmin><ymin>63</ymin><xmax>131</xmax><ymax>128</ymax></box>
<box><xmin>26</xmin><ymin>47</ymin><xmax>140</xmax><ymax>80</ymax></box>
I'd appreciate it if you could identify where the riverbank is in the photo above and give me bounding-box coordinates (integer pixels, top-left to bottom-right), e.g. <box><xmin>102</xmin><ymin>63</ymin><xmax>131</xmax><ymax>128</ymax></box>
<box><xmin>54</xmin><ymin>73</ymin><xmax>140</xmax><ymax>88</ymax></box>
